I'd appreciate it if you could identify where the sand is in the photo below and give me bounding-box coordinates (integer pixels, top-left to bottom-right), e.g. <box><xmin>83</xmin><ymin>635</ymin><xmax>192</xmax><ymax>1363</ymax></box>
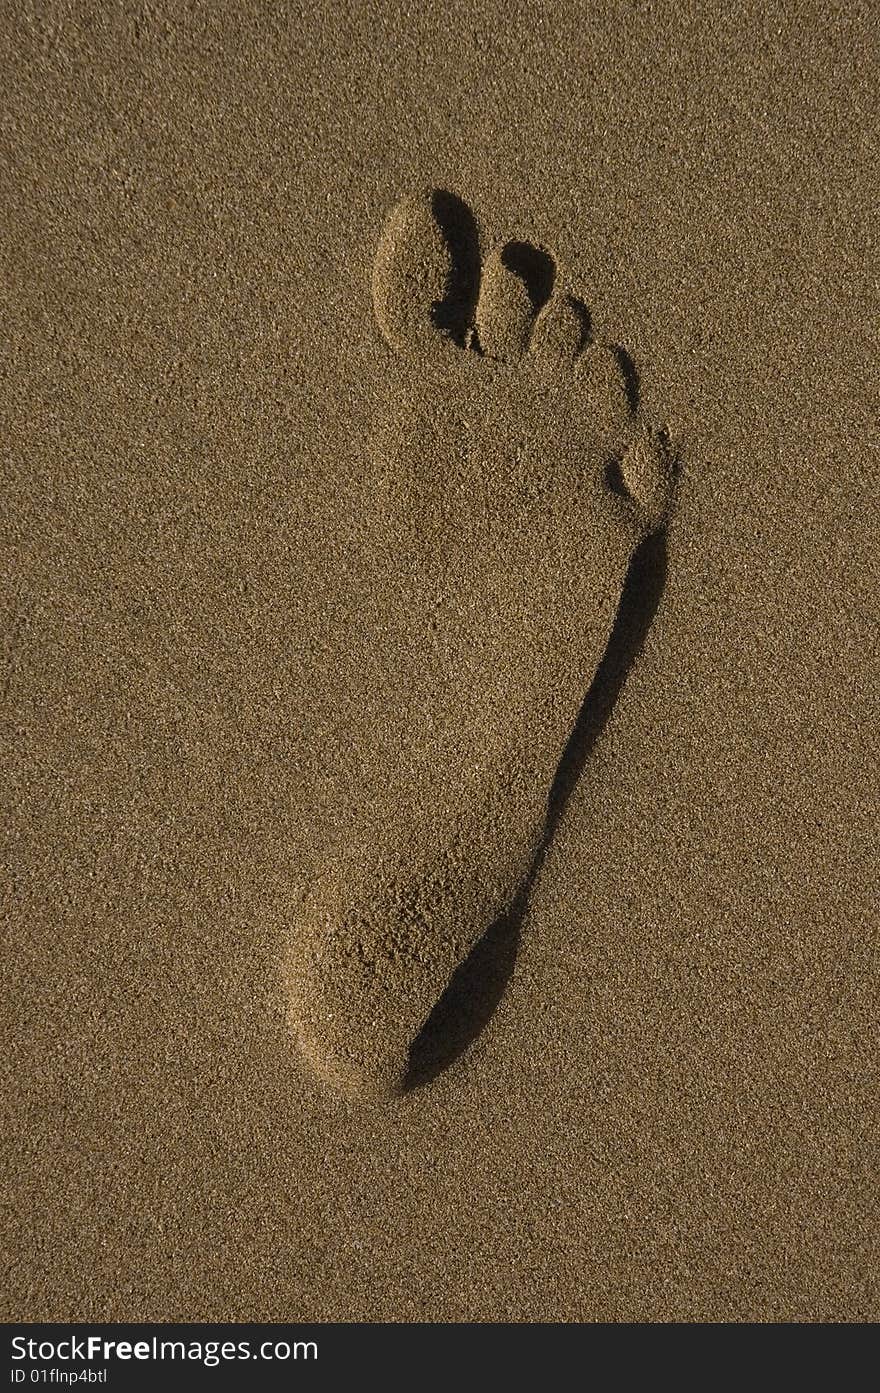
<box><xmin>3</xmin><ymin>0</ymin><xmax>878</xmax><ymax>1321</ymax></box>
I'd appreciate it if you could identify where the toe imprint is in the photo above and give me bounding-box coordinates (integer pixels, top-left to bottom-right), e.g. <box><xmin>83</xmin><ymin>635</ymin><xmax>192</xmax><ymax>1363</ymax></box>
<box><xmin>476</xmin><ymin>241</ymin><xmax>556</xmax><ymax>360</ymax></box>
<box><xmin>372</xmin><ymin>189</ymin><xmax>480</xmax><ymax>351</ymax></box>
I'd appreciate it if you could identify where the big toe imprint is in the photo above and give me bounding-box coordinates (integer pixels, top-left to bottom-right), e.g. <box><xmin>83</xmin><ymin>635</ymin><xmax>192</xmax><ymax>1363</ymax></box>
<box><xmin>286</xmin><ymin>189</ymin><xmax>677</xmax><ymax>1100</ymax></box>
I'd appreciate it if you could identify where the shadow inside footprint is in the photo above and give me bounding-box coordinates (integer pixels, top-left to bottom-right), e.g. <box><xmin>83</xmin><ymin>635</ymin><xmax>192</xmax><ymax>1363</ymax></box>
<box><xmin>429</xmin><ymin>190</ymin><xmax>482</xmax><ymax>345</ymax></box>
<box><xmin>404</xmin><ymin>526</ymin><xmax>669</xmax><ymax>1092</ymax></box>
<box><xmin>614</xmin><ymin>346</ymin><xmax>641</xmax><ymax>416</ymax></box>
<box><xmin>500</xmin><ymin>240</ymin><xmax>556</xmax><ymax>311</ymax></box>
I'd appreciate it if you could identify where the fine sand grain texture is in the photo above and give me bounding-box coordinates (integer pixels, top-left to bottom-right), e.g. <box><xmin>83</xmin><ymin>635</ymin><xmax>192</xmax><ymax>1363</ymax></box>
<box><xmin>3</xmin><ymin>0</ymin><xmax>879</xmax><ymax>1321</ymax></box>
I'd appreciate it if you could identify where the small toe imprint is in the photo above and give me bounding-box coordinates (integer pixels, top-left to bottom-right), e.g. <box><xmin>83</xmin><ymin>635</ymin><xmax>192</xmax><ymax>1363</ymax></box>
<box><xmin>530</xmin><ymin>294</ymin><xmax>592</xmax><ymax>364</ymax></box>
<box><xmin>618</xmin><ymin>429</ymin><xmax>676</xmax><ymax>527</ymax></box>
<box><xmin>476</xmin><ymin>241</ymin><xmax>556</xmax><ymax>361</ymax></box>
<box><xmin>577</xmin><ymin>342</ymin><xmax>637</xmax><ymax>437</ymax></box>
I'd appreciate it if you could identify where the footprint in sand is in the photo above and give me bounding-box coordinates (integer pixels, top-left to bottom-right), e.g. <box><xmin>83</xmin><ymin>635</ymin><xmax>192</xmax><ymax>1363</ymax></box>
<box><xmin>286</xmin><ymin>190</ymin><xmax>676</xmax><ymax>1100</ymax></box>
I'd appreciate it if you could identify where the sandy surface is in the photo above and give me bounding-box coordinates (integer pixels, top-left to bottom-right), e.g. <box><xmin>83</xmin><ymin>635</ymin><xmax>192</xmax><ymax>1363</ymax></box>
<box><xmin>3</xmin><ymin>0</ymin><xmax>879</xmax><ymax>1321</ymax></box>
